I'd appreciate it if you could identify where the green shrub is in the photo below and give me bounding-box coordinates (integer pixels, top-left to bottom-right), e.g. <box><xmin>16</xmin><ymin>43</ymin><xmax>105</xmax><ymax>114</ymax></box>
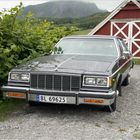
<box><xmin>0</xmin><ymin>4</ymin><xmax>77</xmax><ymax>98</ymax></box>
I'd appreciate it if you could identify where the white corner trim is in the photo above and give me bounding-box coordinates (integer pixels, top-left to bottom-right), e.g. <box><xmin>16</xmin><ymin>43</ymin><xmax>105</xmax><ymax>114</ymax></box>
<box><xmin>88</xmin><ymin>0</ymin><xmax>140</xmax><ymax>35</ymax></box>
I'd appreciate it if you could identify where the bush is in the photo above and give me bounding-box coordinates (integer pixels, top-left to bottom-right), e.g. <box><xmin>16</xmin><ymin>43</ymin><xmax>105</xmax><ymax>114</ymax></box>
<box><xmin>0</xmin><ymin>4</ymin><xmax>77</xmax><ymax>98</ymax></box>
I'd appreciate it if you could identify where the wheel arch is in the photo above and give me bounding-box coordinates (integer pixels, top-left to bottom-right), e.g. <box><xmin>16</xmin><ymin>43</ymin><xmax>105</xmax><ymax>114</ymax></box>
<box><xmin>113</xmin><ymin>73</ymin><xmax>122</xmax><ymax>90</ymax></box>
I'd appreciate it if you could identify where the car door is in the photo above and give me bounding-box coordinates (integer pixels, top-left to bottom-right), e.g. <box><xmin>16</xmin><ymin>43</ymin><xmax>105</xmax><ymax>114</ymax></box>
<box><xmin>117</xmin><ymin>39</ymin><xmax>131</xmax><ymax>82</ymax></box>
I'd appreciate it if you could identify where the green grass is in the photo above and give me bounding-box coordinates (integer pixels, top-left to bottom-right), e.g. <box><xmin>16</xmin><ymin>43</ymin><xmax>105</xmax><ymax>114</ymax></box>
<box><xmin>0</xmin><ymin>99</ymin><xmax>26</xmax><ymax>121</ymax></box>
<box><xmin>133</xmin><ymin>59</ymin><xmax>140</xmax><ymax>65</ymax></box>
<box><xmin>72</xmin><ymin>29</ymin><xmax>92</xmax><ymax>35</ymax></box>
<box><xmin>133</xmin><ymin>132</ymin><xmax>140</xmax><ymax>139</ymax></box>
<box><xmin>118</xmin><ymin>128</ymin><xmax>127</xmax><ymax>133</ymax></box>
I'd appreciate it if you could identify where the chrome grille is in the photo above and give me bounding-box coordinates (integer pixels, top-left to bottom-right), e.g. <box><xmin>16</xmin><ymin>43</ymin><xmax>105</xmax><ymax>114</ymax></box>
<box><xmin>30</xmin><ymin>74</ymin><xmax>81</xmax><ymax>91</ymax></box>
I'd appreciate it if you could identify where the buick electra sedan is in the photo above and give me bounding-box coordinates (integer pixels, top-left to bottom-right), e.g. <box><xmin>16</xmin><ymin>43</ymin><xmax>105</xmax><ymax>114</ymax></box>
<box><xmin>2</xmin><ymin>35</ymin><xmax>133</xmax><ymax>112</ymax></box>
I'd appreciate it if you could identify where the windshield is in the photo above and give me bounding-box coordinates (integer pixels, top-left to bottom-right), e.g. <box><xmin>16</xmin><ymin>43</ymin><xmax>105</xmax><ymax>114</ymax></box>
<box><xmin>54</xmin><ymin>38</ymin><xmax>118</xmax><ymax>56</ymax></box>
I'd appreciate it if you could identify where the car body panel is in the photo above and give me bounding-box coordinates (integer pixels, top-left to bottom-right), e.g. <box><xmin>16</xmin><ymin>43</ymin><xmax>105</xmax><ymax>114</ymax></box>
<box><xmin>12</xmin><ymin>55</ymin><xmax>118</xmax><ymax>75</ymax></box>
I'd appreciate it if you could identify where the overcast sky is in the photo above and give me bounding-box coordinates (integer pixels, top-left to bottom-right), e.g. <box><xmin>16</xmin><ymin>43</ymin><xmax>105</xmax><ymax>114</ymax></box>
<box><xmin>0</xmin><ymin>0</ymin><xmax>124</xmax><ymax>12</ymax></box>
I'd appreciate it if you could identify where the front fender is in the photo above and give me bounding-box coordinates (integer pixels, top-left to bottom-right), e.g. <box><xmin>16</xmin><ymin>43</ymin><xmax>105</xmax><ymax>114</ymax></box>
<box><xmin>111</xmin><ymin>73</ymin><xmax>121</xmax><ymax>91</ymax></box>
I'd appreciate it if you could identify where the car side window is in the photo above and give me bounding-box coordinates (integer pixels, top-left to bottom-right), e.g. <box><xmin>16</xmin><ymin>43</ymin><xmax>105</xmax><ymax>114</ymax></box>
<box><xmin>122</xmin><ymin>41</ymin><xmax>129</xmax><ymax>51</ymax></box>
<box><xmin>118</xmin><ymin>39</ymin><xmax>128</xmax><ymax>52</ymax></box>
<box><xmin>117</xmin><ymin>39</ymin><xmax>129</xmax><ymax>56</ymax></box>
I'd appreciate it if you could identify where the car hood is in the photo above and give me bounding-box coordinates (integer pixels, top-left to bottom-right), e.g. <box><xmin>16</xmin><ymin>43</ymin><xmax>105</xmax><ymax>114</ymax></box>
<box><xmin>12</xmin><ymin>55</ymin><xmax>117</xmax><ymax>75</ymax></box>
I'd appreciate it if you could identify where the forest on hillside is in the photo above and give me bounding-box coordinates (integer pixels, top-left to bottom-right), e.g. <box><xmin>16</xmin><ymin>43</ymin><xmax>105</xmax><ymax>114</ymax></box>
<box><xmin>46</xmin><ymin>12</ymin><xmax>109</xmax><ymax>29</ymax></box>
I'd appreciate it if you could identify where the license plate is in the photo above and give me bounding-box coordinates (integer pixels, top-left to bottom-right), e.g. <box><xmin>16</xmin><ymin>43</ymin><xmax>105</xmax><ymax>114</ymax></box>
<box><xmin>36</xmin><ymin>95</ymin><xmax>67</xmax><ymax>103</ymax></box>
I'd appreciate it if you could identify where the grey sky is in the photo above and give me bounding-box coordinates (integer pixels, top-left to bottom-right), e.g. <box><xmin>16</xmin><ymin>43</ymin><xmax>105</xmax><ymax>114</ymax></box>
<box><xmin>0</xmin><ymin>0</ymin><xmax>124</xmax><ymax>12</ymax></box>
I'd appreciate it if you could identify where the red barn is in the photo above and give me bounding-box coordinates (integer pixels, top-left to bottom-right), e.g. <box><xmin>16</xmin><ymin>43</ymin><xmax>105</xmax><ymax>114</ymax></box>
<box><xmin>89</xmin><ymin>0</ymin><xmax>140</xmax><ymax>58</ymax></box>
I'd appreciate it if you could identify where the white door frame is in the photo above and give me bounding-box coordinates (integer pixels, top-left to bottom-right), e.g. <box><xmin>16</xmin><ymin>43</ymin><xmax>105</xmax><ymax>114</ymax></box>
<box><xmin>111</xmin><ymin>19</ymin><xmax>140</xmax><ymax>58</ymax></box>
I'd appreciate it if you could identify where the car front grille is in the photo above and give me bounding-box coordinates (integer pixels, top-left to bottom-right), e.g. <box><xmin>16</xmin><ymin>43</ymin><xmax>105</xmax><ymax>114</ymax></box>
<box><xmin>30</xmin><ymin>74</ymin><xmax>81</xmax><ymax>91</ymax></box>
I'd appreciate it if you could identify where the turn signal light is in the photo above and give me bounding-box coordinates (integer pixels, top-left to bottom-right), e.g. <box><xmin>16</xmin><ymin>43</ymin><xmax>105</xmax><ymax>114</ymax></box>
<box><xmin>6</xmin><ymin>92</ymin><xmax>26</xmax><ymax>98</ymax></box>
<box><xmin>84</xmin><ymin>99</ymin><xmax>104</xmax><ymax>104</ymax></box>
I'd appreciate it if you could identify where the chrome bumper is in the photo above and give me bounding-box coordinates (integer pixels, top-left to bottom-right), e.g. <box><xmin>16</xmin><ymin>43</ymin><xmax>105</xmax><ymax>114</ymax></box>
<box><xmin>2</xmin><ymin>86</ymin><xmax>117</xmax><ymax>106</ymax></box>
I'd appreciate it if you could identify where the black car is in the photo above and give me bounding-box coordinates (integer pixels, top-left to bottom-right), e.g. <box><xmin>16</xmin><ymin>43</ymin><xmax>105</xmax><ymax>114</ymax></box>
<box><xmin>2</xmin><ymin>35</ymin><xmax>133</xmax><ymax>112</ymax></box>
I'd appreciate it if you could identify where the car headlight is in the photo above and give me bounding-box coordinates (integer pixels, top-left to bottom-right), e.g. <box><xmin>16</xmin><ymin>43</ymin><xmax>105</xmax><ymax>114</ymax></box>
<box><xmin>10</xmin><ymin>73</ymin><xmax>20</xmax><ymax>81</ymax></box>
<box><xmin>83</xmin><ymin>76</ymin><xmax>108</xmax><ymax>87</ymax></box>
<box><xmin>9</xmin><ymin>72</ymin><xmax>30</xmax><ymax>82</ymax></box>
<box><xmin>84</xmin><ymin>77</ymin><xmax>96</xmax><ymax>85</ymax></box>
<box><xmin>21</xmin><ymin>73</ymin><xmax>30</xmax><ymax>81</ymax></box>
<box><xmin>96</xmin><ymin>78</ymin><xmax>107</xmax><ymax>86</ymax></box>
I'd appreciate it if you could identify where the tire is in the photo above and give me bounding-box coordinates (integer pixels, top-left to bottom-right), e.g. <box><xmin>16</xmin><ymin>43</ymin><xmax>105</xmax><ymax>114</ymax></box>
<box><xmin>104</xmin><ymin>97</ymin><xmax>116</xmax><ymax>112</ymax></box>
<box><xmin>117</xmin><ymin>83</ymin><xmax>122</xmax><ymax>96</ymax></box>
<box><xmin>122</xmin><ymin>74</ymin><xmax>130</xmax><ymax>86</ymax></box>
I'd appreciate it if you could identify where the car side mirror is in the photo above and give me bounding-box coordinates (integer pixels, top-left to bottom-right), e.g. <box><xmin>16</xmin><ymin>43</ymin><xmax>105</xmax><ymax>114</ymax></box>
<box><xmin>122</xmin><ymin>51</ymin><xmax>131</xmax><ymax>59</ymax></box>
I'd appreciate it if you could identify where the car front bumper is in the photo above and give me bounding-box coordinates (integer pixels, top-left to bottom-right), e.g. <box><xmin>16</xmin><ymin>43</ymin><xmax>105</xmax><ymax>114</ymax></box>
<box><xmin>2</xmin><ymin>86</ymin><xmax>118</xmax><ymax>106</ymax></box>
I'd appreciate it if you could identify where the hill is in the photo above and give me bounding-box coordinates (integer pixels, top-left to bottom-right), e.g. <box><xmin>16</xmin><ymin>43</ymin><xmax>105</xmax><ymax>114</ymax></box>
<box><xmin>47</xmin><ymin>12</ymin><xmax>110</xmax><ymax>29</ymax></box>
<box><xmin>22</xmin><ymin>1</ymin><xmax>107</xmax><ymax>18</ymax></box>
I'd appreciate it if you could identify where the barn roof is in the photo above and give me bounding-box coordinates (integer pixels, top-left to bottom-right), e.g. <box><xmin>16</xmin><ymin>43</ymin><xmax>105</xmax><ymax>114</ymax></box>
<box><xmin>89</xmin><ymin>0</ymin><xmax>140</xmax><ymax>35</ymax></box>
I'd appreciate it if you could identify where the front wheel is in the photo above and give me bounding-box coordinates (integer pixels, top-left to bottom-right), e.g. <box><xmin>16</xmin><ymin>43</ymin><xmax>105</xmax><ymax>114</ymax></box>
<box><xmin>117</xmin><ymin>83</ymin><xmax>122</xmax><ymax>96</ymax></box>
<box><xmin>122</xmin><ymin>74</ymin><xmax>130</xmax><ymax>86</ymax></box>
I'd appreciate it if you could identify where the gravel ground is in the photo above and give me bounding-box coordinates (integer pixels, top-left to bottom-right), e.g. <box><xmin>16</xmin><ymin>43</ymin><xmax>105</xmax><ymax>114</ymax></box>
<box><xmin>0</xmin><ymin>66</ymin><xmax>140</xmax><ymax>140</ymax></box>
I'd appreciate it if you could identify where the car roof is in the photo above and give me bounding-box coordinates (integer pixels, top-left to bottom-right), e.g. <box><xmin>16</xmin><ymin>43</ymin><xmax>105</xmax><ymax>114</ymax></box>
<box><xmin>63</xmin><ymin>35</ymin><xmax>122</xmax><ymax>40</ymax></box>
